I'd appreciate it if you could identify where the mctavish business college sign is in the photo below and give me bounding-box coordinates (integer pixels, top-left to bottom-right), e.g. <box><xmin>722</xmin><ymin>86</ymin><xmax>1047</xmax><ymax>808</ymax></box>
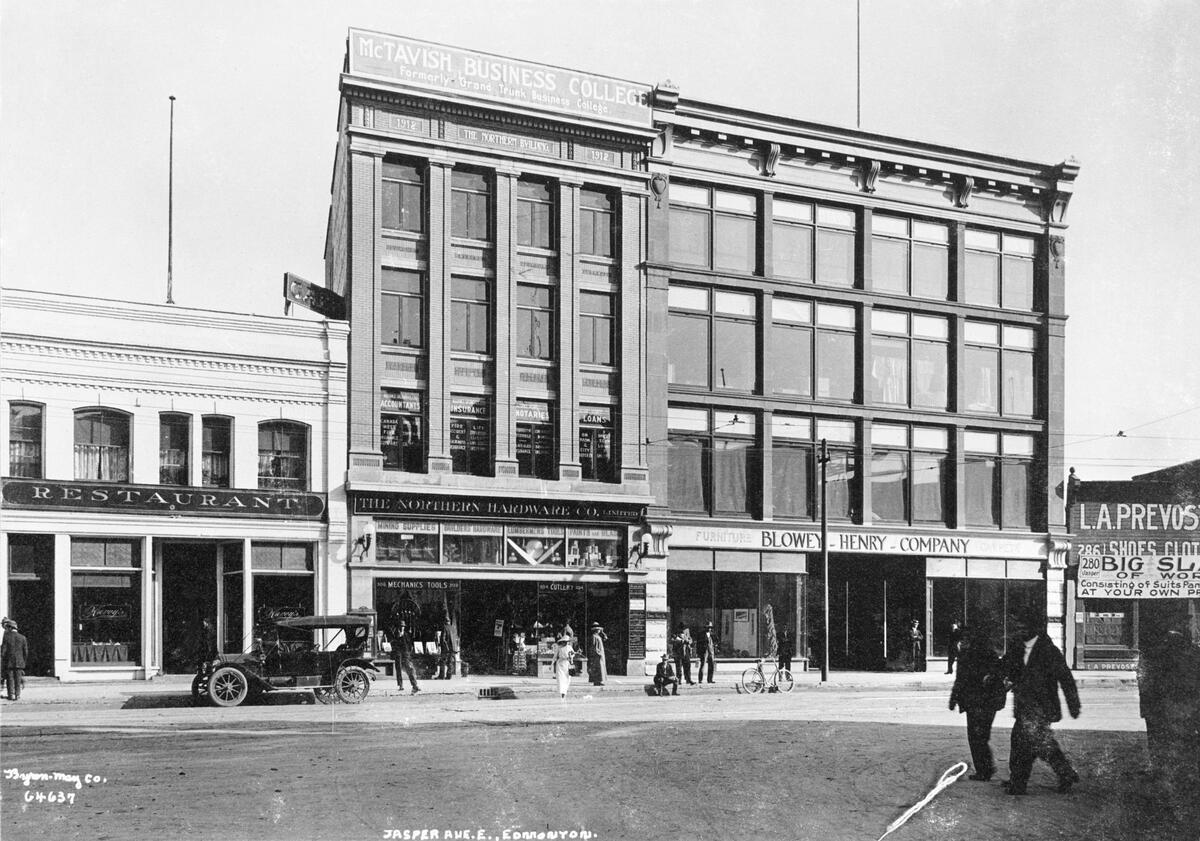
<box><xmin>1</xmin><ymin>479</ymin><xmax>326</xmax><ymax>521</ymax></box>
<box><xmin>347</xmin><ymin>29</ymin><xmax>653</xmax><ymax>128</ymax></box>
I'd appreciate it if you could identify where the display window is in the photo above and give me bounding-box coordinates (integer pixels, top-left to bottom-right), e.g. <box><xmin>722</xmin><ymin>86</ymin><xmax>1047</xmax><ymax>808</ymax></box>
<box><xmin>667</xmin><ymin>569</ymin><xmax>803</xmax><ymax>661</ymax></box>
<box><xmin>929</xmin><ymin>577</ymin><xmax>1042</xmax><ymax>656</ymax></box>
<box><xmin>70</xmin><ymin>538</ymin><xmax>141</xmax><ymax>665</ymax></box>
<box><xmin>443</xmin><ymin>524</ymin><xmax>503</xmax><ymax>565</ymax></box>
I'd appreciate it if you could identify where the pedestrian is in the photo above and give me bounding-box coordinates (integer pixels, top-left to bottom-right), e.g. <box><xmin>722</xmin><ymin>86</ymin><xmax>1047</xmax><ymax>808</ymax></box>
<box><xmin>654</xmin><ymin>653</ymin><xmax>679</xmax><ymax>696</ymax></box>
<box><xmin>1001</xmin><ymin>614</ymin><xmax>1081</xmax><ymax>795</ymax></box>
<box><xmin>671</xmin><ymin>623</ymin><xmax>694</xmax><ymax>685</ymax></box>
<box><xmin>389</xmin><ymin>619</ymin><xmax>420</xmax><ymax>695</ymax></box>
<box><xmin>946</xmin><ymin>618</ymin><xmax>963</xmax><ymax>674</ymax></box>
<box><xmin>948</xmin><ymin>627</ymin><xmax>1008</xmax><ymax>781</ymax></box>
<box><xmin>436</xmin><ymin>612</ymin><xmax>458</xmax><ymax>679</ymax></box>
<box><xmin>696</xmin><ymin>621</ymin><xmax>718</xmax><ymax>684</ymax></box>
<box><xmin>907</xmin><ymin>619</ymin><xmax>924</xmax><ymax>671</ymax></box>
<box><xmin>777</xmin><ymin>627</ymin><xmax>794</xmax><ymax>673</ymax></box>
<box><xmin>588</xmin><ymin>622</ymin><xmax>607</xmax><ymax>686</ymax></box>
<box><xmin>553</xmin><ymin>633</ymin><xmax>576</xmax><ymax>699</ymax></box>
<box><xmin>1</xmin><ymin>618</ymin><xmax>29</xmax><ymax>702</ymax></box>
<box><xmin>1137</xmin><ymin>617</ymin><xmax>1200</xmax><ymax>796</ymax></box>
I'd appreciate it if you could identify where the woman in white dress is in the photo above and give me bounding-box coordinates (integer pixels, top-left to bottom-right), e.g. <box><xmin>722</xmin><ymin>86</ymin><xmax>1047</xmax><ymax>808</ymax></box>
<box><xmin>553</xmin><ymin>634</ymin><xmax>575</xmax><ymax>699</ymax></box>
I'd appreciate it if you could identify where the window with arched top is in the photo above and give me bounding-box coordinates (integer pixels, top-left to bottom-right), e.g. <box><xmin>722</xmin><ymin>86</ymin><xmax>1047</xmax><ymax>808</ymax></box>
<box><xmin>74</xmin><ymin>409</ymin><xmax>131</xmax><ymax>482</ymax></box>
<box><xmin>9</xmin><ymin>402</ymin><xmax>44</xmax><ymax>478</ymax></box>
<box><xmin>159</xmin><ymin>412</ymin><xmax>191</xmax><ymax>485</ymax></box>
<box><xmin>257</xmin><ymin>421</ymin><xmax>308</xmax><ymax>490</ymax></box>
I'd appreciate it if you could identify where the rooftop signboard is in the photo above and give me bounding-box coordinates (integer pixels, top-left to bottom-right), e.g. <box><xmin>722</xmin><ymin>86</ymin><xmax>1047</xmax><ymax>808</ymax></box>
<box><xmin>347</xmin><ymin>28</ymin><xmax>653</xmax><ymax>128</ymax></box>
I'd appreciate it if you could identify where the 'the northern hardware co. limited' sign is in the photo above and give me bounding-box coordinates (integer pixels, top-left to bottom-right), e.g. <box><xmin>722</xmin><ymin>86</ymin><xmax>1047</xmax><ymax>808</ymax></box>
<box><xmin>348</xmin><ymin>29</ymin><xmax>653</xmax><ymax>128</ymax></box>
<box><xmin>2</xmin><ymin>479</ymin><xmax>326</xmax><ymax>520</ymax></box>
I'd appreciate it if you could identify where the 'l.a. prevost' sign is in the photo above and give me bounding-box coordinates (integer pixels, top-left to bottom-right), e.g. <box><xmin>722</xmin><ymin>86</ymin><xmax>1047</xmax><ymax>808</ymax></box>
<box><xmin>671</xmin><ymin>524</ymin><xmax>1046</xmax><ymax>560</ymax></box>
<box><xmin>347</xmin><ymin>29</ymin><xmax>653</xmax><ymax>128</ymax></box>
<box><xmin>1</xmin><ymin>478</ymin><xmax>326</xmax><ymax>520</ymax></box>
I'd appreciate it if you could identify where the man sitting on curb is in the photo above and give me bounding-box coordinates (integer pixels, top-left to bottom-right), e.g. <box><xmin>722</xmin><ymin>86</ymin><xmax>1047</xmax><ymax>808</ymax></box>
<box><xmin>654</xmin><ymin>653</ymin><xmax>679</xmax><ymax>696</ymax></box>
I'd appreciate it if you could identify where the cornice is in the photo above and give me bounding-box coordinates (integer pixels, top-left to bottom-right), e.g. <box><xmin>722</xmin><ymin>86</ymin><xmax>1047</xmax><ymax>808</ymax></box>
<box><xmin>2</xmin><ymin>372</ymin><xmax>338</xmax><ymax>407</ymax></box>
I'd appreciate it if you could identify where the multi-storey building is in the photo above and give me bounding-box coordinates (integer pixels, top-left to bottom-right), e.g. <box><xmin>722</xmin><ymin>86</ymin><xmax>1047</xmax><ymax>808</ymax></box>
<box><xmin>0</xmin><ymin>289</ymin><xmax>348</xmax><ymax>680</ymax></box>
<box><xmin>328</xmin><ymin>29</ymin><xmax>1078</xmax><ymax>677</ymax></box>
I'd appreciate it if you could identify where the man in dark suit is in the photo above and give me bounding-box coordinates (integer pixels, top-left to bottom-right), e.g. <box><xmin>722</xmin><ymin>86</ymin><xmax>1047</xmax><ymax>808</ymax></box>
<box><xmin>2</xmin><ymin>618</ymin><xmax>29</xmax><ymax>701</ymax></box>
<box><xmin>653</xmin><ymin>654</ymin><xmax>679</xmax><ymax>696</ymax></box>
<box><xmin>695</xmin><ymin>622</ymin><xmax>718</xmax><ymax>684</ymax></box>
<box><xmin>1001</xmin><ymin>614</ymin><xmax>1081</xmax><ymax>795</ymax></box>
<box><xmin>436</xmin><ymin>613</ymin><xmax>458</xmax><ymax>680</ymax></box>
<box><xmin>388</xmin><ymin>619</ymin><xmax>420</xmax><ymax>694</ymax></box>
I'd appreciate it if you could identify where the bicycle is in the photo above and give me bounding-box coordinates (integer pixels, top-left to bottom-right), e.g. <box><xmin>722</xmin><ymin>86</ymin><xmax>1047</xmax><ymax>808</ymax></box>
<box><xmin>740</xmin><ymin>658</ymin><xmax>794</xmax><ymax>693</ymax></box>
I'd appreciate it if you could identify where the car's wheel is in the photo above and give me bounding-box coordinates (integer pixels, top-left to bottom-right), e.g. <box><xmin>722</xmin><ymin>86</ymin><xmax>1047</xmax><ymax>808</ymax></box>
<box><xmin>775</xmin><ymin>668</ymin><xmax>795</xmax><ymax>693</ymax></box>
<box><xmin>334</xmin><ymin>666</ymin><xmax>370</xmax><ymax>704</ymax></box>
<box><xmin>208</xmin><ymin>666</ymin><xmax>250</xmax><ymax>707</ymax></box>
<box><xmin>191</xmin><ymin>674</ymin><xmax>209</xmax><ymax>704</ymax></box>
<box><xmin>740</xmin><ymin>667</ymin><xmax>765</xmax><ymax>694</ymax></box>
<box><xmin>313</xmin><ymin>687</ymin><xmax>340</xmax><ymax>705</ymax></box>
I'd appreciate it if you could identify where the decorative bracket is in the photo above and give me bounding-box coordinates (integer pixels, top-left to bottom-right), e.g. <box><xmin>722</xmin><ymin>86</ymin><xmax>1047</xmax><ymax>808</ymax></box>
<box><xmin>1047</xmin><ymin>537</ymin><xmax>1071</xmax><ymax>570</ymax></box>
<box><xmin>861</xmin><ymin>159</ymin><xmax>880</xmax><ymax>193</ymax></box>
<box><xmin>762</xmin><ymin>142</ymin><xmax>781</xmax><ymax>177</ymax></box>
<box><xmin>649</xmin><ymin>173</ymin><xmax>668</xmax><ymax>208</ymax></box>
<box><xmin>1049</xmin><ymin>236</ymin><xmax>1066</xmax><ymax>270</ymax></box>
<box><xmin>953</xmin><ymin>175</ymin><xmax>975</xmax><ymax>208</ymax></box>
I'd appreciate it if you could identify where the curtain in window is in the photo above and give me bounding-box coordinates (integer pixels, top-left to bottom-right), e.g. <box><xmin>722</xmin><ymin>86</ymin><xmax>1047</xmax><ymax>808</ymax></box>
<box><xmin>1002</xmin><ymin>461</ymin><xmax>1032</xmax><ymax>529</ymax></box>
<box><xmin>912</xmin><ymin>343</ymin><xmax>948</xmax><ymax>408</ymax></box>
<box><xmin>772</xmin><ymin>446</ymin><xmax>810</xmax><ymax>518</ymax></box>
<box><xmin>965</xmin><ymin>348</ymin><xmax>998</xmax><ymax>412</ymax></box>
<box><xmin>825</xmin><ymin>451</ymin><xmax>857</xmax><ymax>520</ymax></box>
<box><xmin>911</xmin><ymin>453</ymin><xmax>947</xmax><ymax>523</ymax></box>
<box><xmin>965</xmin><ymin>457</ymin><xmax>998</xmax><ymax>527</ymax></box>
<box><xmin>713</xmin><ymin>440</ymin><xmax>751</xmax><ymax>513</ymax></box>
<box><xmin>870</xmin><ymin>451</ymin><xmax>907</xmax><ymax>522</ymax></box>
<box><xmin>668</xmin><ymin>438</ymin><xmax>707</xmax><ymax>512</ymax></box>
<box><xmin>74</xmin><ymin>445</ymin><xmax>129</xmax><ymax>482</ymax></box>
<box><xmin>870</xmin><ymin>338</ymin><xmax>908</xmax><ymax>404</ymax></box>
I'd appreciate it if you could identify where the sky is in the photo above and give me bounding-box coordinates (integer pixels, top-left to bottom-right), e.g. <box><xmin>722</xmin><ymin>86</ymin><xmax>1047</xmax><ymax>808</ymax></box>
<box><xmin>2</xmin><ymin>0</ymin><xmax>1198</xmax><ymax>482</ymax></box>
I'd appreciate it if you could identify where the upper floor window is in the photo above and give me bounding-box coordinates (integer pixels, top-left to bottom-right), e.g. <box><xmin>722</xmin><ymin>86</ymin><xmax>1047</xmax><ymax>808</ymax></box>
<box><xmin>870</xmin><ymin>424</ymin><xmax>949</xmax><ymax>525</ymax></box>
<box><xmin>515</xmin><ymin>401</ymin><xmax>556</xmax><ymax>479</ymax></box>
<box><xmin>869</xmin><ymin>310</ymin><xmax>949</xmax><ymax>409</ymax></box>
<box><xmin>201</xmin><ymin>416</ymin><xmax>231</xmax><ymax>488</ymax></box>
<box><xmin>381</xmin><ymin>268</ymin><xmax>424</xmax><ymax>348</ymax></box>
<box><xmin>964</xmin><ymin>431</ymin><xmax>1035</xmax><ymax>530</ymax></box>
<box><xmin>667</xmin><ymin>407</ymin><xmax>758</xmax><ymax>517</ymax></box>
<box><xmin>8</xmin><ymin>402</ymin><xmax>43</xmax><ymax>478</ymax></box>
<box><xmin>382</xmin><ymin>161</ymin><xmax>424</xmax><ymax>233</ymax></box>
<box><xmin>452</xmin><ymin>169</ymin><xmax>491</xmax><ymax>241</ymax></box>
<box><xmin>74</xmin><ymin>409</ymin><xmax>130</xmax><ymax>482</ymax></box>
<box><xmin>580</xmin><ymin>189</ymin><xmax>614</xmax><ymax>257</ymax></box>
<box><xmin>964</xmin><ymin>230</ymin><xmax>1036</xmax><ymax>310</ymax></box>
<box><xmin>450</xmin><ymin>396</ymin><xmax>491</xmax><ymax>476</ymax></box>
<box><xmin>871</xmin><ymin>216</ymin><xmax>949</xmax><ymax>299</ymax></box>
<box><xmin>381</xmin><ymin>390</ymin><xmax>424</xmax><ymax>473</ymax></box>
<box><xmin>964</xmin><ymin>322</ymin><xmax>1036</xmax><ymax>417</ymax></box>
<box><xmin>580</xmin><ymin>406</ymin><xmax>615</xmax><ymax>483</ymax></box>
<box><xmin>667</xmin><ymin>286</ymin><xmax>757</xmax><ymax>392</ymax></box>
<box><xmin>768</xmin><ymin>298</ymin><xmax>856</xmax><ymax>401</ymax></box>
<box><xmin>669</xmin><ymin>184</ymin><xmax>756</xmax><ymax>273</ymax></box>
<box><xmin>516</xmin><ymin>284</ymin><xmax>554</xmax><ymax>360</ymax></box>
<box><xmin>771</xmin><ymin>200</ymin><xmax>857</xmax><ymax>288</ymax></box>
<box><xmin>451</xmin><ymin>277</ymin><xmax>490</xmax><ymax>354</ymax></box>
<box><xmin>771</xmin><ymin>414</ymin><xmax>814</xmax><ymax>520</ymax></box>
<box><xmin>257</xmin><ymin>421</ymin><xmax>308</xmax><ymax>490</ymax></box>
<box><xmin>159</xmin><ymin>413</ymin><xmax>191</xmax><ymax>485</ymax></box>
<box><xmin>517</xmin><ymin>179</ymin><xmax>554</xmax><ymax>250</ymax></box>
<box><xmin>580</xmin><ymin>292</ymin><xmax>614</xmax><ymax>366</ymax></box>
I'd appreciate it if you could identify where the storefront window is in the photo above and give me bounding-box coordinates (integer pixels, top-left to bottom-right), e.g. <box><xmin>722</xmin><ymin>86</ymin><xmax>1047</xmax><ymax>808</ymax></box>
<box><xmin>71</xmin><ymin>538</ymin><xmax>141</xmax><ymax>664</ymax></box>
<box><xmin>444</xmin><ymin>528</ymin><xmax>503</xmax><ymax>565</ymax></box>
<box><xmin>376</xmin><ymin>522</ymin><xmax>439</xmax><ymax>564</ymax></box>
<box><xmin>506</xmin><ymin>526</ymin><xmax>566</xmax><ymax>566</ymax></box>
<box><xmin>250</xmin><ymin>542</ymin><xmax>313</xmax><ymax>637</ymax></box>
<box><xmin>669</xmin><ymin>569</ymin><xmax>804</xmax><ymax>662</ymax></box>
<box><xmin>222</xmin><ymin>551</ymin><xmax>243</xmax><ymax>652</ymax></box>
<box><xmin>376</xmin><ymin>580</ymin><xmax>461</xmax><ymax>654</ymax></box>
<box><xmin>1081</xmin><ymin>600</ymin><xmax>1134</xmax><ymax>647</ymax></box>
<box><xmin>930</xmin><ymin>577</ymin><xmax>1040</xmax><ymax>656</ymax></box>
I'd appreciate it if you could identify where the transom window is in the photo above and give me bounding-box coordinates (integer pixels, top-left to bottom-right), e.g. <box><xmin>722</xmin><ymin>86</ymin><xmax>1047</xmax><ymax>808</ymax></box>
<box><xmin>869</xmin><ymin>310</ymin><xmax>949</xmax><ymax>409</ymax></box>
<box><xmin>963</xmin><ymin>321</ymin><xmax>1036</xmax><ymax>416</ymax></box>
<box><xmin>871</xmin><ymin>216</ymin><xmax>949</xmax><ymax>299</ymax></box>
<box><xmin>870</xmin><ymin>424</ymin><xmax>949</xmax><ymax>525</ymax></box>
<box><xmin>74</xmin><ymin>409</ymin><xmax>130</xmax><ymax>482</ymax></box>
<box><xmin>580</xmin><ymin>189</ymin><xmax>614</xmax><ymax>257</ymax></box>
<box><xmin>667</xmin><ymin>407</ymin><xmax>758</xmax><ymax>517</ymax></box>
<box><xmin>667</xmin><ymin>285</ymin><xmax>757</xmax><ymax>392</ymax></box>
<box><xmin>159</xmin><ymin>412</ymin><xmax>191</xmax><ymax>485</ymax></box>
<box><xmin>381</xmin><ymin>268</ymin><xmax>424</xmax><ymax>348</ymax></box>
<box><xmin>8</xmin><ymin>402</ymin><xmax>43</xmax><ymax>478</ymax></box>
<box><xmin>964</xmin><ymin>230</ymin><xmax>1036</xmax><ymax>310</ymax></box>
<box><xmin>516</xmin><ymin>284</ymin><xmax>554</xmax><ymax>360</ymax></box>
<box><xmin>964</xmin><ymin>431</ymin><xmax>1035</xmax><ymax>530</ymax></box>
<box><xmin>517</xmin><ymin>179</ymin><xmax>554</xmax><ymax>250</ymax></box>
<box><xmin>451</xmin><ymin>169</ymin><xmax>491</xmax><ymax>241</ymax></box>
<box><xmin>257</xmin><ymin>421</ymin><xmax>308</xmax><ymax>490</ymax></box>
<box><xmin>382</xmin><ymin>161</ymin><xmax>424</xmax><ymax>233</ymax></box>
<box><xmin>768</xmin><ymin>298</ymin><xmax>857</xmax><ymax>401</ymax></box>
<box><xmin>669</xmin><ymin>184</ymin><xmax>757</xmax><ymax>273</ymax></box>
<box><xmin>772</xmin><ymin>200</ymin><xmax>857</xmax><ymax>288</ymax></box>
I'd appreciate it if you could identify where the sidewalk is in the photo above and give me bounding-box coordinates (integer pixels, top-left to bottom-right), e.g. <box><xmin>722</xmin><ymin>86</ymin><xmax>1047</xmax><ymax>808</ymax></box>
<box><xmin>3</xmin><ymin>667</ymin><xmax>1136</xmax><ymax>707</ymax></box>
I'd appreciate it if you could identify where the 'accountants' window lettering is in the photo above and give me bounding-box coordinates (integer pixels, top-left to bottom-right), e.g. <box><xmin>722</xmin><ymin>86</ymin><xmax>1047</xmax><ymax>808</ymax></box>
<box><xmin>352</xmin><ymin>492</ymin><xmax>644</xmax><ymax>524</ymax></box>
<box><xmin>1</xmin><ymin>478</ymin><xmax>326</xmax><ymax>519</ymax></box>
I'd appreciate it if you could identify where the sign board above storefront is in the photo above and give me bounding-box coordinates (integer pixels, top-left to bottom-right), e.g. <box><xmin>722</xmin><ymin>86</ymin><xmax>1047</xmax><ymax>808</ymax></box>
<box><xmin>670</xmin><ymin>524</ymin><xmax>1046</xmax><ymax>560</ymax></box>
<box><xmin>2</xmin><ymin>479</ymin><xmax>326</xmax><ymax>520</ymax></box>
<box><xmin>347</xmin><ymin>29</ymin><xmax>653</xmax><ymax>128</ymax></box>
<box><xmin>352</xmin><ymin>491</ymin><xmax>644</xmax><ymax>524</ymax></box>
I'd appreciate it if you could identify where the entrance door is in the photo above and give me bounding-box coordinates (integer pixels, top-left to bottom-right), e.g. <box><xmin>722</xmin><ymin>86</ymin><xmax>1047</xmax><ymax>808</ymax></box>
<box><xmin>161</xmin><ymin>543</ymin><xmax>217</xmax><ymax>673</ymax></box>
<box><xmin>7</xmin><ymin>535</ymin><xmax>54</xmax><ymax>676</ymax></box>
<box><xmin>825</xmin><ymin>556</ymin><xmax>925</xmax><ymax>671</ymax></box>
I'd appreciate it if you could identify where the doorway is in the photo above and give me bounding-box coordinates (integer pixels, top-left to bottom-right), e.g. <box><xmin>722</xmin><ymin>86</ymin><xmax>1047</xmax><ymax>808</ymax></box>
<box><xmin>7</xmin><ymin>535</ymin><xmax>54</xmax><ymax>676</ymax></box>
<box><xmin>161</xmin><ymin>543</ymin><xmax>218</xmax><ymax>673</ymax></box>
<box><xmin>823</xmin><ymin>555</ymin><xmax>926</xmax><ymax>671</ymax></box>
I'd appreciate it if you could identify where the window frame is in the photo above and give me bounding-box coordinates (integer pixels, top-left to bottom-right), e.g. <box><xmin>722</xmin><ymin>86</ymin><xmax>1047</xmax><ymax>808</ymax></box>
<box><xmin>964</xmin><ymin>229</ymin><xmax>1037</xmax><ymax>310</ymax></box>
<box><xmin>869</xmin><ymin>424</ymin><xmax>949</xmax><ymax>526</ymax></box>
<box><xmin>870</xmin><ymin>215</ymin><xmax>950</xmax><ymax>300</ymax></box>
<box><xmin>964</xmin><ymin>431</ymin><xmax>1035</xmax><ymax>530</ymax></box>
<box><xmin>666</xmin><ymin>407</ymin><xmax>760</xmax><ymax>518</ymax></box>
<box><xmin>668</xmin><ymin>183</ymin><xmax>758</xmax><ymax>274</ymax></box>
<box><xmin>257</xmin><ymin>420</ymin><xmax>309</xmax><ymax>491</ymax></box>
<box><xmin>579</xmin><ymin>291</ymin><xmax>615</xmax><ymax>366</ymax></box>
<box><xmin>73</xmin><ymin>408</ymin><xmax>131</xmax><ymax>483</ymax></box>
<box><xmin>381</xmin><ymin>390</ymin><xmax>425</xmax><ymax>473</ymax></box>
<box><xmin>963</xmin><ymin>320</ymin><xmax>1037</xmax><ymax>417</ymax></box>
<box><xmin>579</xmin><ymin>188</ymin><xmax>615</xmax><ymax>258</ymax></box>
<box><xmin>515</xmin><ymin>400</ymin><xmax>556</xmax><ymax>479</ymax></box>
<box><xmin>449</xmin><ymin>395</ymin><xmax>492</xmax><ymax>477</ymax></box>
<box><xmin>201</xmin><ymin>415</ymin><xmax>232</xmax><ymax>489</ymax></box>
<box><xmin>381</xmin><ymin>268</ymin><xmax>425</xmax><ymax>349</ymax></box>
<box><xmin>382</xmin><ymin>160</ymin><xmax>425</xmax><ymax>234</ymax></box>
<box><xmin>516</xmin><ymin>178</ymin><xmax>555</xmax><ymax>251</ymax></box>
<box><xmin>869</xmin><ymin>310</ymin><xmax>949</xmax><ymax>410</ymax></box>
<box><xmin>516</xmin><ymin>283</ymin><xmax>555</xmax><ymax>361</ymax></box>
<box><xmin>451</xmin><ymin>168</ymin><xmax>492</xmax><ymax>242</ymax></box>
<box><xmin>579</xmin><ymin>406</ymin><xmax>616</xmax><ymax>483</ymax></box>
<box><xmin>158</xmin><ymin>412</ymin><xmax>191</xmax><ymax>486</ymax></box>
<box><xmin>450</xmin><ymin>276</ymin><xmax>492</xmax><ymax>354</ymax></box>
<box><xmin>667</xmin><ymin>285</ymin><xmax>759</xmax><ymax>393</ymax></box>
<box><xmin>8</xmin><ymin>401</ymin><xmax>44</xmax><ymax>479</ymax></box>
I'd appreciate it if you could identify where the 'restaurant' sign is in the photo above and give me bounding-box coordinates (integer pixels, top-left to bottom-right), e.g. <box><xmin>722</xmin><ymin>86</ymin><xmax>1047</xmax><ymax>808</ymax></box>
<box><xmin>2</xmin><ymin>479</ymin><xmax>326</xmax><ymax>520</ymax></box>
<box><xmin>347</xmin><ymin>29</ymin><xmax>653</xmax><ymax>128</ymax></box>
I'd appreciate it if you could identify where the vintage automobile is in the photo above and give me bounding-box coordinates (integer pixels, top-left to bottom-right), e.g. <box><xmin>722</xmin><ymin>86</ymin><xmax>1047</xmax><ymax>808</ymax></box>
<box><xmin>192</xmin><ymin>614</ymin><xmax>378</xmax><ymax>707</ymax></box>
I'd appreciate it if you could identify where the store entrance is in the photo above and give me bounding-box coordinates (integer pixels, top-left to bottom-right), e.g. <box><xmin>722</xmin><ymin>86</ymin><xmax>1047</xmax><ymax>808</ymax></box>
<box><xmin>161</xmin><ymin>542</ymin><xmax>218</xmax><ymax>673</ymax></box>
<box><xmin>824</xmin><ymin>555</ymin><xmax>925</xmax><ymax>671</ymax></box>
<box><xmin>6</xmin><ymin>535</ymin><xmax>54</xmax><ymax>676</ymax></box>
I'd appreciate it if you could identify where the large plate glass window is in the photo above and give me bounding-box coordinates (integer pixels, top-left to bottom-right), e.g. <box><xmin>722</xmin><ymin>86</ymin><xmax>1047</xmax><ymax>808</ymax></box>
<box><xmin>159</xmin><ymin>412</ymin><xmax>191</xmax><ymax>485</ymax></box>
<box><xmin>869</xmin><ymin>310</ymin><xmax>948</xmax><ymax>409</ymax></box>
<box><xmin>965</xmin><ymin>230</ymin><xmax>1036</xmax><ymax>310</ymax></box>
<box><xmin>381</xmin><ymin>390</ymin><xmax>424</xmax><ymax>472</ymax></box>
<box><xmin>375</xmin><ymin>521</ymin><xmax>439</xmax><ymax>564</ymax></box>
<box><xmin>668</xmin><ymin>184</ymin><xmax>757</xmax><ymax>273</ymax></box>
<box><xmin>74</xmin><ymin>409</ymin><xmax>130</xmax><ymax>482</ymax></box>
<box><xmin>444</xmin><ymin>523</ymin><xmax>503</xmax><ymax>565</ymax></box>
<box><xmin>8</xmin><ymin>402</ymin><xmax>43</xmax><ymax>478</ymax></box>
<box><xmin>71</xmin><ymin>538</ymin><xmax>141</xmax><ymax>665</ymax></box>
<box><xmin>251</xmin><ymin>543</ymin><xmax>315</xmax><ymax>638</ymax></box>
<box><xmin>666</xmin><ymin>285</ymin><xmax>757</xmax><ymax>392</ymax></box>
<box><xmin>450</xmin><ymin>395</ymin><xmax>491</xmax><ymax>476</ymax></box>
<box><xmin>382</xmin><ymin>268</ymin><xmax>424</xmax><ymax>348</ymax></box>
<box><xmin>382</xmin><ymin>160</ymin><xmax>424</xmax><ymax>233</ymax></box>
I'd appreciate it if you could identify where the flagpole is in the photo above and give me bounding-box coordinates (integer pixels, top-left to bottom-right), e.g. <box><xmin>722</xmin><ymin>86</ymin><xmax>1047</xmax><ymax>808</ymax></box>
<box><xmin>856</xmin><ymin>0</ymin><xmax>862</xmax><ymax>128</ymax></box>
<box><xmin>167</xmin><ymin>95</ymin><xmax>176</xmax><ymax>305</ymax></box>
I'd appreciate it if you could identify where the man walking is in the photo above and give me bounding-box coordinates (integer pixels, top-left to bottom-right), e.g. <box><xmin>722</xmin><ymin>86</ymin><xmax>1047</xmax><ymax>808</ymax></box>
<box><xmin>2</xmin><ymin>618</ymin><xmax>29</xmax><ymax>701</ymax></box>
<box><xmin>1001</xmin><ymin>614</ymin><xmax>1081</xmax><ymax>795</ymax></box>
<box><xmin>436</xmin><ymin>612</ymin><xmax>458</xmax><ymax>679</ymax></box>
<box><xmin>696</xmin><ymin>621</ymin><xmax>717</xmax><ymax>684</ymax></box>
<box><xmin>389</xmin><ymin>619</ymin><xmax>420</xmax><ymax>694</ymax></box>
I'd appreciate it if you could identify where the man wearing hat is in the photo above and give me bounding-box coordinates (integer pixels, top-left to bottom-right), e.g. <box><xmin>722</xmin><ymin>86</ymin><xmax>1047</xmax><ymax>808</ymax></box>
<box><xmin>388</xmin><ymin>618</ymin><xmax>420</xmax><ymax>695</ymax></box>
<box><xmin>588</xmin><ymin>622</ymin><xmax>608</xmax><ymax>686</ymax></box>
<box><xmin>695</xmin><ymin>621</ymin><xmax>718</xmax><ymax>685</ymax></box>
<box><xmin>2</xmin><ymin>618</ymin><xmax>29</xmax><ymax>701</ymax></box>
<box><xmin>654</xmin><ymin>653</ymin><xmax>679</xmax><ymax>696</ymax></box>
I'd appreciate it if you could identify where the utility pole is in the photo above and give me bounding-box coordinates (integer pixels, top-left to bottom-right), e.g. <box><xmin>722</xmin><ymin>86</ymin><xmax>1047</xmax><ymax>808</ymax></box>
<box><xmin>819</xmin><ymin>438</ymin><xmax>831</xmax><ymax>683</ymax></box>
<box><xmin>167</xmin><ymin>95</ymin><xmax>176</xmax><ymax>305</ymax></box>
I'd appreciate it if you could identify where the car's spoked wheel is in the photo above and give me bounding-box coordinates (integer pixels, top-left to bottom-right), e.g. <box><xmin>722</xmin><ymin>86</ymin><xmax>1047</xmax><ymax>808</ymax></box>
<box><xmin>208</xmin><ymin>666</ymin><xmax>250</xmax><ymax>707</ymax></box>
<box><xmin>191</xmin><ymin>674</ymin><xmax>209</xmax><ymax>705</ymax></box>
<box><xmin>313</xmin><ymin>687</ymin><xmax>340</xmax><ymax>705</ymax></box>
<box><xmin>334</xmin><ymin>666</ymin><xmax>370</xmax><ymax>704</ymax></box>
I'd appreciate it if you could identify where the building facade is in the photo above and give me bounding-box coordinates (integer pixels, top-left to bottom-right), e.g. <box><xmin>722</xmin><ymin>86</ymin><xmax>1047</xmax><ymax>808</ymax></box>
<box><xmin>327</xmin><ymin>29</ymin><xmax>1078</xmax><ymax>677</ymax></box>
<box><xmin>0</xmin><ymin>289</ymin><xmax>348</xmax><ymax>681</ymax></box>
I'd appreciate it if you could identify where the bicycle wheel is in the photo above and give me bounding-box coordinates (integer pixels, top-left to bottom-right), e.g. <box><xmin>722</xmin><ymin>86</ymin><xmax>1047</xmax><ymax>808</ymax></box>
<box><xmin>741</xmin><ymin>667</ymin><xmax>765</xmax><ymax>694</ymax></box>
<box><xmin>774</xmin><ymin>668</ymin><xmax>794</xmax><ymax>693</ymax></box>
